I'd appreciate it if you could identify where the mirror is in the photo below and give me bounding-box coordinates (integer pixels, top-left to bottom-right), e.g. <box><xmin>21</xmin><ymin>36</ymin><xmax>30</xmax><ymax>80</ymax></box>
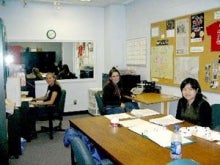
<box><xmin>7</xmin><ymin>41</ymin><xmax>94</xmax><ymax>80</ymax></box>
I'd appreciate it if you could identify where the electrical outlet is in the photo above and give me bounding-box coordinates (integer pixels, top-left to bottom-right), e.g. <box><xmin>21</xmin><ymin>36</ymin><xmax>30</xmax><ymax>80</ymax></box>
<box><xmin>73</xmin><ymin>100</ymin><xmax>77</xmax><ymax>105</ymax></box>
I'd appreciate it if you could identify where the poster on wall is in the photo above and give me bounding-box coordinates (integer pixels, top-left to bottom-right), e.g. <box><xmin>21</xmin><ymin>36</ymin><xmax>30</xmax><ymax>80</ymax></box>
<box><xmin>166</xmin><ymin>19</ymin><xmax>175</xmax><ymax>37</ymax></box>
<box><xmin>151</xmin><ymin>45</ymin><xmax>173</xmax><ymax>79</ymax></box>
<box><xmin>126</xmin><ymin>38</ymin><xmax>147</xmax><ymax>66</ymax></box>
<box><xmin>176</xmin><ymin>18</ymin><xmax>189</xmax><ymax>55</ymax></box>
<box><xmin>174</xmin><ymin>57</ymin><xmax>199</xmax><ymax>84</ymax></box>
<box><xmin>191</xmin><ymin>13</ymin><xmax>204</xmax><ymax>42</ymax></box>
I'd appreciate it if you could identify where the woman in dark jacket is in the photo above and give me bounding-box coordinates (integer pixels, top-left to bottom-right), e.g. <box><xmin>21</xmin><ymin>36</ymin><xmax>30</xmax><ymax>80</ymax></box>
<box><xmin>176</xmin><ymin>77</ymin><xmax>212</xmax><ymax>127</ymax></box>
<box><xmin>103</xmin><ymin>67</ymin><xmax>139</xmax><ymax>114</ymax></box>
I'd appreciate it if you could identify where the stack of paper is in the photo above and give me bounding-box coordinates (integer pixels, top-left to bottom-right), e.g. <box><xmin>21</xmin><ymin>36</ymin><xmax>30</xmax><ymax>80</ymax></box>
<box><xmin>130</xmin><ymin>109</ymin><xmax>160</xmax><ymax>117</ymax></box>
<box><xmin>119</xmin><ymin>118</ymin><xmax>193</xmax><ymax>147</ymax></box>
<box><xmin>104</xmin><ymin>113</ymin><xmax>135</xmax><ymax>121</ymax></box>
<box><xmin>149</xmin><ymin>115</ymin><xmax>183</xmax><ymax>126</ymax></box>
<box><xmin>142</xmin><ymin>129</ymin><xmax>193</xmax><ymax>148</ymax></box>
<box><xmin>119</xmin><ymin>118</ymin><xmax>166</xmax><ymax>135</ymax></box>
<box><xmin>180</xmin><ymin>126</ymin><xmax>220</xmax><ymax>141</ymax></box>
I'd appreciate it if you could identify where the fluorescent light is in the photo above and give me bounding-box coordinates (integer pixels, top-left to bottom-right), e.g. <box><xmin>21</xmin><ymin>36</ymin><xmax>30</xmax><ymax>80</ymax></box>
<box><xmin>80</xmin><ymin>0</ymin><xmax>91</xmax><ymax>2</ymax></box>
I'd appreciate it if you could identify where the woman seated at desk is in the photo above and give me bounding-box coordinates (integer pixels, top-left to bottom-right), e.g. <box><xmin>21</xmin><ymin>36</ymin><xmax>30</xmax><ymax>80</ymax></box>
<box><xmin>30</xmin><ymin>72</ymin><xmax>62</xmax><ymax>137</ymax></box>
<box><xmin>176</xmin><ymin>77</ymin><xmax>212</xmax><ymax>127</ymax></box>
<box><xmin>103</xmin><ymin>67</ymin><xmax>139</xmax><ymax>115</ymax></box>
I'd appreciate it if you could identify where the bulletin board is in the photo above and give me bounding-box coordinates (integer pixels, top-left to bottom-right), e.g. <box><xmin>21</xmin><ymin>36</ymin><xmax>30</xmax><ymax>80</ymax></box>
<box><xmin>150</xmin><ymin>7</ymin><xmax>220</xmax><ymax>94</ymax></box>
<box><xmin>126</xmin><ymin>37</ymin><xmax>147</xmax><ymax>66</ymax></box>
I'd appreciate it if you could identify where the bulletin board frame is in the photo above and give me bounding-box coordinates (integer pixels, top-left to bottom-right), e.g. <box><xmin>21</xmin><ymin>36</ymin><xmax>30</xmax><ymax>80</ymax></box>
<box><xmin>150</xmin><ymin>7</ymin><xmax>220</xmax><ymax>94</ymax></box>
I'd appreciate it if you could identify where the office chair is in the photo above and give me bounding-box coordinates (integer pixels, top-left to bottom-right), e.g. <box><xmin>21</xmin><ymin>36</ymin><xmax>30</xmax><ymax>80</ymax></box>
<box><xmin>37</xmin><ymin>89</ymin><xmax>66</xmax><ymax>139</ymax></box>
<box><xmin>71</xmin><ymin>136</ymin><xmax>114</xmax><ymax>165</ymax></box>
<box><xmin>167</xmin><ymin>158</ymin><xmax>200</xmax><ymax>165</ymax></box>
<box><xmin>71</xmin><ymin>136</ymin><xmax>96</xmax><ymax>165</ymax></box>
<box><xmin>211</xmin><ymin>104</ymin><xmax>220</xmax><ymax>131</ymax></box>
<box><xmin>94</xmin><ymin>91</ymin><xmax>105</xmax><ymax>115</ymax></box>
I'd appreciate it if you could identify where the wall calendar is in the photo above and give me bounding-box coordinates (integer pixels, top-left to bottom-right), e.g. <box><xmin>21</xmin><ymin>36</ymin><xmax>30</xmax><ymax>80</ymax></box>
<box><xmin>126</xmin><ymin>37</ymin><xmax>147</xmax><ymax>66</ymax></box>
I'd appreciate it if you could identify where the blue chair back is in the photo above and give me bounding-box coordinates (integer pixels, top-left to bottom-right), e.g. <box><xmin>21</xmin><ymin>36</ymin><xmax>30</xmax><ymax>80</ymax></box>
<box><xmin>167</xmin><ymin>159</ymin><xmax>200</xmax><ymax>165</ymax></box>
<box><xmin>71</xmin><ymin>136</ymin><xmax>95</xmax><ymax>165</ymax></box>
<box><xmin>94</xmin><ymin>91</ymin><xmax>105</xmax><ymax>115</ymax></box>
<box><xmin>211</xmin><ymin>104</ymin><xmax>220</xmax><ymax>130</ymax></box>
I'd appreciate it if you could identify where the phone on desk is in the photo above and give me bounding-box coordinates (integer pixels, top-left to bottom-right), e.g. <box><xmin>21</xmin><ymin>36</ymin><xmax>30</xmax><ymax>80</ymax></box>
<box><xmin>130</xmin><ymin>86</ymin><xmax>144</xmax><ymax>95</ymax></box>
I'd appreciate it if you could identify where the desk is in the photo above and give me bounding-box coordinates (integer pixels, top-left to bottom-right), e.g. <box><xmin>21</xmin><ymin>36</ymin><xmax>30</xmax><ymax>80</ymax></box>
<box><xmin>125</xmin><ymin>93</ymin><xmax>179</xmax><ymax>115</ymax></box>
<box><xmin>69</xmin><ymin>115</ymin><xmax>220</xmax><ymax>165</ymax></box>
<box><xmin>7</xmin><ymin>100</ymin><xmax>34</xmax><ymax>159</ymax></box>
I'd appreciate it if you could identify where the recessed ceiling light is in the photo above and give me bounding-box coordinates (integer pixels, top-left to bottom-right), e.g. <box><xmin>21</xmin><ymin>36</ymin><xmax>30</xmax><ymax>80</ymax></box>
<box><xmin>80</xmin><ymin>0</ymin><xmax>91</xmax><ymax>2</ymax></box>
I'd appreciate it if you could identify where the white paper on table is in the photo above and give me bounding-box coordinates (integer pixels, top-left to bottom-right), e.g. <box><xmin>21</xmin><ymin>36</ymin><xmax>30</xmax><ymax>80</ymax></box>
<box><xmin>119</xmin><ymin>118</ymin><xmax>150</xmax><ymax>128</ymax></box>
<box><xmin>130</xmin><ymin>109</ymin><xmax>160</xmax><ymax>117</ymax></box>
<box><xmin>180</xmin><ymin>126</ymin><xmax>220</xmax><ymax>141</ymax></box>
<box><xmin>128</xmin><ymin>120</ymin><xmax>165</xmax><ymax>135</ymax></box>
<box><xmin>104</xmin><ymin>113</ymin><xmax>135</xmax><ymax>121</ymax></box>
<box><xmin>143</xmin><ymin>129</ymin><xmax>193</xmax><ymax>148</ymax></box>
<box><xmin>149</xmin><ymin>115</ymin><xmax>183</xmax><ymax>126</ymax></box>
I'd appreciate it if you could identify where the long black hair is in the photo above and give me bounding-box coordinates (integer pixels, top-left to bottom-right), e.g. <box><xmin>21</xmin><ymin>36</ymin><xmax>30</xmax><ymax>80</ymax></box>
<box><xmin>180</xmin><ymin>77</ymin><xmax>206</xmax><ymax>109</ymax></box>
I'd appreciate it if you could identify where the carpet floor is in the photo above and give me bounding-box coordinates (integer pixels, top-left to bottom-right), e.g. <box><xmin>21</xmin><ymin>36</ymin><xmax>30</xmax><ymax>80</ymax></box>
<box><xmin>10</xmin><ymin>113</ymin><xmax>91</xmax><ymax>165</ymax></box>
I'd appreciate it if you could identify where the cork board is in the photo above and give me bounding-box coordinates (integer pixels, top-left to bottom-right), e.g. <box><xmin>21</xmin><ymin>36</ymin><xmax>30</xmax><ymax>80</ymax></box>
<box><xmin>150</xmin><ymin>7</ymin><xmax>220</xmax><ymax>94</ymax></box>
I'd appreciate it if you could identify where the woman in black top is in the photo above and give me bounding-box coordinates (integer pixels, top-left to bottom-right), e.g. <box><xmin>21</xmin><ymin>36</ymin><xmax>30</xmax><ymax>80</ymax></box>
<box><xmin>30</xmin><ymin>72</ymin><xmax>62</xmax><ymax>139</ymax></box>
<box><xmin>103</xmin><ymin>67</ymin><xmax>139</xmax><ymax>114</ymax></box>
<box><xmin>31</xmin><ymin>72</ymin><xmax>61</xmax><ymax>105</ymax></box>
<box><xmin>176</xmin><ymin>78</ymin><xmax>212</xmax><ymax>127</ymax></box>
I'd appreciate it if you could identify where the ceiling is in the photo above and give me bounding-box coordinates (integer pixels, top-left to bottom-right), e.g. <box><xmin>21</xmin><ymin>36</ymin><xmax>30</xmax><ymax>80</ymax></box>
<box><xmin>17</xmin><ymin>0</ymin><xmax>135</xmax><ymax>7</ymax></box>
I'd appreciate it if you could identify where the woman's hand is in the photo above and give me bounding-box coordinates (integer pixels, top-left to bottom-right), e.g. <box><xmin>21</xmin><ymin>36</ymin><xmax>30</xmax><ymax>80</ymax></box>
<box><xmin>120</xmin><ymin>103</ymin><xmax>125</xmax><ymax>109</ymax></box>
<box><xmin>30</xmin><ymin>100</ymin><xmax>43</xmax><ymax>106</ymax></box>
<box><xmin>30</xmin><ymin>101</ymin><xmax>37</xmax><ymax>106</ymax></box>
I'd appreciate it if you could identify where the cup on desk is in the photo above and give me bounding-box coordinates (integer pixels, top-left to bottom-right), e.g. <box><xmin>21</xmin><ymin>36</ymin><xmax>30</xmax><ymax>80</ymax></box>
<box><xmin>110</xmin><ymin>118</ymin><xmax>119</xmax><ymax>127</ymax></box>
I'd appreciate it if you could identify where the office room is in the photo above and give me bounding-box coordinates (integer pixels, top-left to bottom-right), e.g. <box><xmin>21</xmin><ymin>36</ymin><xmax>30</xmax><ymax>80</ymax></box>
<box><xmin>0</xmin><ymin>0</ymin><xmax>220</xmax><ymax>164</ymax></box>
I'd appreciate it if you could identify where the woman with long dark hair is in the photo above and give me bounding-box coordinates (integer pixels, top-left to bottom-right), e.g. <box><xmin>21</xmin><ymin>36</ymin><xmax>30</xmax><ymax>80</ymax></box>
<box><xmin>176</xmin><ymin>77</ymin><xmax>212</xmax><ymax>127</ymax></box>
<box><xmin>103</xmin><ymin>67</ymin><xmax>139</xmax><ymax>114</ymax></box>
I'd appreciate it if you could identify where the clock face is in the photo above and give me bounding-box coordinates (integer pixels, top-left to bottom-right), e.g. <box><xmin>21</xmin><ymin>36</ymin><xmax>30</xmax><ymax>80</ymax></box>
<box><xmin>46</xmin><ymin>30</ymin><xmax>56</xmax><ymax>39</ymax></box>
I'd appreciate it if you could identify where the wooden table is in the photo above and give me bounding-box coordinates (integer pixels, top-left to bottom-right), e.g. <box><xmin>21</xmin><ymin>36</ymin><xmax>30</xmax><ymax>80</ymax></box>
<box><xmin>125</xmin><ymin>93</ymin><xmax>180</xmax><ymax>115</ymax></box>
<box><xmin>69</xmin><ymin>115</ymin><xmax>220</xmax><ymax>165</ymax></box>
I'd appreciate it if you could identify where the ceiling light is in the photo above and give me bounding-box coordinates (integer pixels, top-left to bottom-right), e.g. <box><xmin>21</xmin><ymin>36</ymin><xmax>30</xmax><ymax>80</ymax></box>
<box><xmin>80</xmin><ymin>0</ymin><xmax>91</xmax><ymax>2</ymax></box>
<box><xmin>54</xmin><ymin>0</ymin><xmax>61</xmax><ymax>10</ymax></box>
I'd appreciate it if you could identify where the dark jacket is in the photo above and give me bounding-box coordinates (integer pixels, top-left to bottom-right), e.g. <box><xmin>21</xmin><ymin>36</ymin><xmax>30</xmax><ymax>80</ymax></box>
<box><xmin>176</xmin><ymin>98</ymin><xmax>212</xmax><ymax>127</ymax></box>
<box><xmin>102</xmin><ymin>81</ymin><xmax>128</xmax><ymax>107</ymax></box>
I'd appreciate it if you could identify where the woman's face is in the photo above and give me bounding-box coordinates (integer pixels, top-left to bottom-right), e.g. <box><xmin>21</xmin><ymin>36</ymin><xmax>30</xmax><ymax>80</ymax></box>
<box><xmin>182</xmin><ymin>83</ymin><xmax>198</xmax><ymax>103</ymax></box>
<box><xmin>110</xmin><ymin>71</ymin><xmax>120</xmax><ymax>84</ymax></box>
<box><xmin>46</xmin><ymin>73</ymin><xmax>55</xmax><ymax>86</ymax></box>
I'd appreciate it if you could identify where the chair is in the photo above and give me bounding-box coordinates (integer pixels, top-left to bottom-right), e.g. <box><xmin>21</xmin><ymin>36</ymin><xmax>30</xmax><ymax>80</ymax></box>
<box><xmin>71</xmin><ymin>136</ymin><xmax>96</xmax><ymax>165</ymax></box>
<box><xmin>167</xmin><ymin>158</ymin><xmax>200</xmax><ymax>165</ymax></box>
<box><xmin>211</xmin><ymin>104</ymin><xmax>220</xmax><ymax>131</ymax></box>
<box><xmin>71</xmin><ymin>136</ymin><xmax>114</xmax><ymax>165</ymax></box>
<box><xmin>94</xmin><ymin>91</ymin><xmax>105</xmax><ymax>115</ymax></box>
<box><xmin>37</xmin><ymin>89</ymin><xmax>66</xmax><ymax>139</ymax></box>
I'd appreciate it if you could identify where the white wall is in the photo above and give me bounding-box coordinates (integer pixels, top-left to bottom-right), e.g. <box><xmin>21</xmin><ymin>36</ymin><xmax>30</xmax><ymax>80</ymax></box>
<box><xmin>0</xmin><ymin>1</ymin><xmax>106</xmax><ymax>112</ymax></box>
<box><xmin>2</xmin><ymin>0</ymin><xmax>220</xmax><ymax>112</ymax></box>
<box><xmin>0</xmin><ymin>1</ymin><xmax>126</xmax><ymax>112</ymax></box>
<box><xmin>125</xmin><ymin>0</ymin><xmax>220</xmax><ymax>106</ymax></box>
<box><xmin>104</xmin><ymin>5</ymin><xmax>126</xmax><ymax>73</ymax></box>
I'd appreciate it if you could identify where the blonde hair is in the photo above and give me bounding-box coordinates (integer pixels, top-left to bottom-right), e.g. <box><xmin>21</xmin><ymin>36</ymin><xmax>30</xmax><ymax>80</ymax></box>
<box><xmin>46</xmin><ymin>72</ymin><xmax>61</xmax><ymax>87</ymax></box>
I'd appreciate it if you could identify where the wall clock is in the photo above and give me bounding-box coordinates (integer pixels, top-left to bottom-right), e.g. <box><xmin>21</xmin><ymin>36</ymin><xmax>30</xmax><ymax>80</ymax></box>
<box><xmin>46</xmin><ymin>29</ymin><xmax>56</xmax><ymax>39</ymax></box>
